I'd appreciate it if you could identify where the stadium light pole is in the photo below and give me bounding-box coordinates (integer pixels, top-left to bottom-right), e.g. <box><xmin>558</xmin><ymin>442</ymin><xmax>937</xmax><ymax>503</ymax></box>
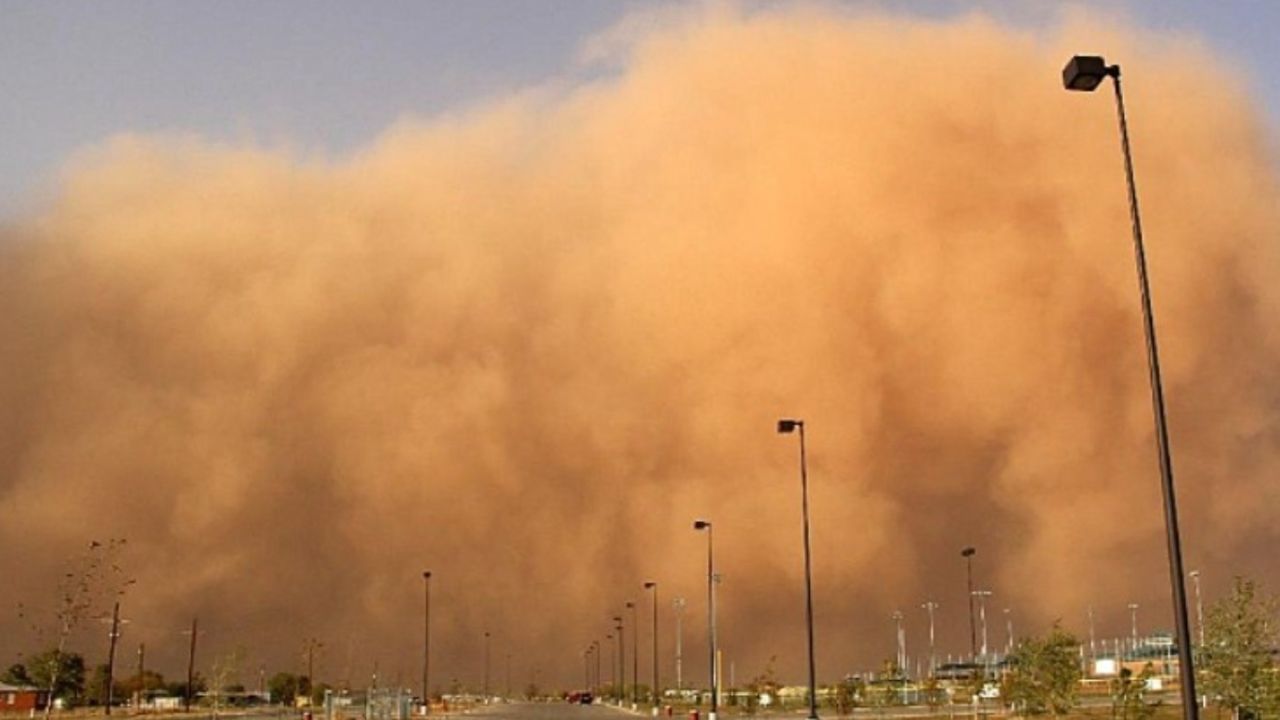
<box><xmin>1062</xmin><ymin>54</ymin><xmax>1198</xmax><ymax>720</ymax></box>
<box><xmin>778</xmin><ymin>419</ymin><xmax>820</xmax><ymax>720</ymax></box>
<box><xmin>693</xmin><ymin>519</ymin><xmax>717</xmax><ymax>720</ymax></box>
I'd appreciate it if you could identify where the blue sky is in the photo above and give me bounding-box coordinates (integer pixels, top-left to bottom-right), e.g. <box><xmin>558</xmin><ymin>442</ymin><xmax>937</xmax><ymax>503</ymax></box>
<box><xmin>2</xmin><ymin>0</ymin><xmax>1277</xmax><ymax>221</ymax></box>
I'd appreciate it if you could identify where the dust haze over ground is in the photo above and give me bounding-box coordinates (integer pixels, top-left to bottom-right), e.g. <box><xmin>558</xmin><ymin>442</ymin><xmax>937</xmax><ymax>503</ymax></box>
<box><xmin>1</xmin><ymin>4</ymin><xmax>1278</xmax><ymax>692</ymax></box>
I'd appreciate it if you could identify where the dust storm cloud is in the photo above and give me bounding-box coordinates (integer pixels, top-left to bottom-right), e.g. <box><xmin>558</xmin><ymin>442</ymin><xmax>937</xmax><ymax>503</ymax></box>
<box><xmin>1</xmin><ymin>6</ymin><xmax>1278</xmax><ymax>689</ymax></box>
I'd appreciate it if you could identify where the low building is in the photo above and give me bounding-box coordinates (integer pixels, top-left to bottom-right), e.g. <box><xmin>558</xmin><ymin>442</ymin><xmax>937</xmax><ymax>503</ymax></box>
<box><xmin>0</xmin><ymin>683</ymin><xmax>49</xmax><ymax>713</ymax></box>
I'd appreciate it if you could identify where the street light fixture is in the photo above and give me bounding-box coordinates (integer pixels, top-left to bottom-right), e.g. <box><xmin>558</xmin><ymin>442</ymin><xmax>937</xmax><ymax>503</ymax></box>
<box><xmin>627</xmin><ymin>601</ymin><xmax>639</xmax><ymax>707</ymax></box>
<box><xmin>422</xmin><ymin>571</ymin><xmax>432</xmax><ymax>713</ymax></box>
<box><xmin>1062</xmin><ymin>53</ymin><xmax>1198</xmax><ymax>720</ymax></box>
<box><xmin>971</xmin><ymin>591</ymin><xmax>992</xmax><ymax>659</ymax></box>
<box><xmin>644</xmin><ymin>582</ymin><xmax>660</xmax><ymax>713</ymax></box>
<box><xmin>961</xmin><ymin>547</ymin><xmax>977</xmax><ymax>661</ymax></box>
<box><xmin>606</xmin><ymin>633</ymin><xmax>616</xmax><ymax>698</ymax></box>
<box><xmin>777</xmin><ymin>419</ymin><xmax>820</xmax><ymax>720</ymax></box>
<box><xmin>1003</xmin><ymin>604</ymin><xmax>1013</xmax><ymax>655</ymax></box>
<box><xmin>1188</xmin><ymin>570</ymin><xmax>1205</xmax><ymax>647</ymax></box>
<box><xmin>1128</xmin><ymin>603</ymin><xmax>1140</xmax><ymax>654</ymax></box>
<box><xmin>614</xmin><ymin>616</ymin><xmax>625</xmax><ymax>703</ymax></box>
<box><xmin>693</xmin><ymin>519</ymin><xmax>718</xmax><ymax>720</ymax></box>
<box><xmin>673</xmin><ymin>597</ymin><xmax>686</xmax><ymax>691</ymax></box>
<box><xmin>920</xmin><ymin>602</ymin><xmax>938</xmax><ymax>676</ymax></box>
<box><xmin>891</xmin><ymin>611</ymin><xmax>905</xmax><ymax>673</ymax></box>
<box><xmin>483</xmin><ymin>631</ymin><xmax>491</xmax><ymax>702</ymax></box>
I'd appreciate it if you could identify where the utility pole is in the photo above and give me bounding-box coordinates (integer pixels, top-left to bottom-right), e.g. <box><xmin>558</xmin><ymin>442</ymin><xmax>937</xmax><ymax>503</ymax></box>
<box><xmin>961</xmin><ymin>548</ymin><xmax>977</xmax><ymax>661</ymax></box>
<box><xmin>184</xmin><ymin>618</ymin><xmax>199</xmax><ymax>713</ymax></box>
<box><xmin>304</xmin><ymin>637</ymin><xmax>323</xmax><ymax>707</ymax></box>
<box><xmin>103</xmin><ymin>601</ymin><xmax>122</xmax><ymax>715</ymax></box>
<box><xmin>135</xmin><ymin>643</ymin><xmax>146</xmax><ymax>710</ymax></box>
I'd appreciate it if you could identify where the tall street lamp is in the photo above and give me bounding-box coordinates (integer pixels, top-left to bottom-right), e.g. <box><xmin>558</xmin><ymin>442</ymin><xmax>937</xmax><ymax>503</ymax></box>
<box><xmin>1129</xmin><ymin>603</ymin><xmax>1140</xmax><ymax>653</ymax></box>
<box><xmin>1188</xmin><ymin>570</ymin><xmax>1205</xmax><ymax>647</ymax></box>
<box><xmin>921</xmin><ymin>602</ymin><xmax>938</xmax><ymax>676</ymax></box>
<box><xmin>627</xmin><ymin>601</ymin><xmax>639</xmax><ymax>707</ymax></box>
<box><xmin>1062</xmin><ymin>54</ymin><xmax>1199</xmax><ymax>720</ymax></box>
<box><xmin>606</xmin><ymin>633</ymin><xmax>616</xmax><ymax>698</ymax></box>
<box><xmin>777</xmin><ymin>419</ymin><xmax>820</xmax><ymax>720</ymax></box>
<box><xmin>483</xmin><ymin>631</ymin><xmax>491</xmax><ymax>701</ymax></box>
<box><xmin>891</xmin><ymin>611</ymin><xmax>905</xmax><ymax>673</ymax></box>
<box><xmin>592</xmin><ymin>640</ymin><xmax>602</xmax><ymax>693</ymax></box>
<box><xmin>644</xmin><ymin>582</ymin><xmax>660</xmax><ymax>713</ymax></box>
<box><xmin>614</xmin><ymin>616</ymin><xmax>626</xmax><ymax>703</ymax></box>
<box><xmin>1003</xmin><ymin>609</ymin><xmax>1014</xmax><ymax>657</ymax></box>
<box><xmin>971</xmin><ymin>591</ymin><xmax>992</xmax><ymax>659</ymax></box>
<box><xmin>961</xmin><ymin>547</ymin><xmax>977</xmax><ymax>661</ymax></box>
<box><xmin>422</xmin><ymin>571</ymin><xmax>432</xmax><ymax>713</ymax></box>
<box><xmin>673</xmin><ymin>597</ymin><xmax>686</xmax><ymax>691</ymax></box>
<box><xmin>694</xmin><ymin>519</ymin><xmax>718</xmax><ymax>720</ymax></box>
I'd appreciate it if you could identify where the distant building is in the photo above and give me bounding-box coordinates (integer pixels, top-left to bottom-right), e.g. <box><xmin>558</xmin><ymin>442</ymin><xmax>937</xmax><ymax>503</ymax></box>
<box><xmin>0</xmin><ymin>683</ymin><xmax>49</xmax><ymax>713</ymax></box>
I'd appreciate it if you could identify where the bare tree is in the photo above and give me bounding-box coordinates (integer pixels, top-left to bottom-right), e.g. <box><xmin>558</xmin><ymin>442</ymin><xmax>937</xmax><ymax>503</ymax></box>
<box><xmin>24</xmin><ymin>539</ymin><xmax>133</xmax><ymax>719</ymax></box>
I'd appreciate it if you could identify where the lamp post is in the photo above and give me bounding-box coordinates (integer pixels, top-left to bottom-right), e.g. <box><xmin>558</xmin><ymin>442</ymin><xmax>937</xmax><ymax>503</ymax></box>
<box><xmin>694</xmin><ymin>519</ymin><xmax>718</xmax><ymax>720</ymax></box>
<box><xmin>892</xmin><ymin>611</ymin><xmax>905</xmax><ymax>673</ymax></box>
<box><xmin>971</xmin><ymin>591</ymin><xmax>991</xmax><ymax>659</ymax></box>
<box><xmin>606</xmin><ymin>633</ymin><xmax>616</xmax><ymax>698</ymax></box>
<box><xmin>777</xmin><ymin>419</ymin><xmax>820</xmax><ymax>720</ymax></box>
<box><xmin>483</xmin><ymin>631</ymin><xmax>491</xmax><ymax>702</ymax></box>
<box><xmin>627</xmin><ymin>601</ymin><xmax>639</xmax><ymax>707</ymax></box>
<box><xmin>644</xmin><ymin>582</ymin><xmax>660</xmax><ymax>713</ymax></box>
<box><xmin>921</xmin><ymin>602</ymin><xmax>938</xmax><ymax>676</ymax></box>
<box><xmin>422</xmin><ymin>571</ymin><xmax>432</xmax><ymax>713</ymax></box>
<box><xmin>1062</xmin><ymin>54</ymin><xmax>1199</xmax><ymax>720</ymax></box>
<box><xmin>673</xmin><ymin>597</ymin><xmax>686</xmax><ymax>691</ymax></box>
<box><xmin>1088</xmin><ymin>606</ymin><xmax>1096</xmax><ymax>661</ymax></box>
<box><xmin>614</xmin><ymin>616</ymin><xmax>625</xmax><ymax>703</ymax></box>
<box><xmin>1188</xmin><ymin>570</ymin><xmax>1205</xmax><ymax>647</ymax></box>
<box><xmin>1003</xmin><ymin>609</ymin><xmax>1013</xmax><ymax>657</ymax></box>
<box><xmin>961</xmin><ymin>547</ymin><xmax>977</xmax><ymax>661</ymax></box>
<box><xmin>592</xmin><ymin>640</ymin><xmax>602</xmax><ymax>693</ymax></box>
<box><xmin>1128</xmin><ymin>603</ymin><xmax>1140</xmax><ymax>655</ymax></box>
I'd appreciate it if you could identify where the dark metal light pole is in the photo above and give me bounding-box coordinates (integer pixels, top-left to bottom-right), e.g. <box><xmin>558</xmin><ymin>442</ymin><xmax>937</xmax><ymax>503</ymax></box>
<box><xmin>961</xmin><ymin>547</ymin><xmax>976</xmax><ymax>661</ymax></box>
<box><xmin>614</xmin><ymin>616</ymin><xmax>625</xmax><ymax>703</ymax></box>
<box><xmin>592</xmin><ymin>640</ymin><xmax>601</xmax><ymax>693</ymax></box>
<box><xmin>778</xmin><ymin>419</ymin><xmax>819</xmax><ymax>720</ymax></box>
<box><xmin>606</xmin><ymin>633</ymin><xmax>616</xmax><ymax>699</ymax></box>
<box><xmin>1062</xmin><ymin>54</ymin><xmax>1199</xmax><ymax>720</ymax></box>
<box><xmin>482</xmin><ymin>631</ymin><xmax>491</xmax><ymax>701</ymax></box>
<box><xmin>627</xmin><ymin>601</ymin><xmax>639</xmax><ymax>707</ymax></box>
<box><xmin>693</xmin><ymin>520</ymin><xmax>717</xmax><ymax>720</ymax></box>
<box><xmin>422</xmin><ymin>571</ymin><xmax>431</xmax><ymax>713</ymax></box>
<box><xmin>644</xmin><ymin>582</ymin><xmax>660</xmax><ymax>712</ymax></box>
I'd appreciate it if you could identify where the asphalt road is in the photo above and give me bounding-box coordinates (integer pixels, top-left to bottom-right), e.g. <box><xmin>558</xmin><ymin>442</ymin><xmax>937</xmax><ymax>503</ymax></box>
<box><xmin>459</xmin><ymin>702</ymin><xmax>643</xmax><ymax>720</ymax></box>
